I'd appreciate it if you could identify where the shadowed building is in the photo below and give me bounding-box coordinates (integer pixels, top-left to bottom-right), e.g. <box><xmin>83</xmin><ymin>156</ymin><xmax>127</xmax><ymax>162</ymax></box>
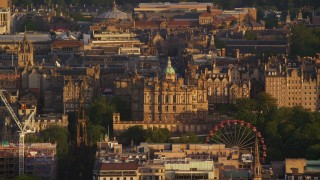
<box><xmin>17</xmin><ymin>34</ymin><xmax>34</xmax><ymax>67</ymax></box>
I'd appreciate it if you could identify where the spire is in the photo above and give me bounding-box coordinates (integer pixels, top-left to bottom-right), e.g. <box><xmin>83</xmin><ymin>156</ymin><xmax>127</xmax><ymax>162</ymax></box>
<box><xmin>297</xmin><ymin>8</ymin><xmax>303</xmax><ymax>20</ymax></box>
<box><xmin>113</xmin><ymin>0</ymin><xmax>117</xmax><ymax>10</ymax></box>
<box><xmin>167</xmin><ymin>56</ymin><xmax>172</xmax><ymax>68</ymax></box>
<box><xmin>286</xmin><ymin>11</ymin><xmax>291</xmax><ymax>23</ymax></box>
<box><xmin>253</xmin><ymin>135</ymin><xmax>262</xmax><ymax>180</ymax></box>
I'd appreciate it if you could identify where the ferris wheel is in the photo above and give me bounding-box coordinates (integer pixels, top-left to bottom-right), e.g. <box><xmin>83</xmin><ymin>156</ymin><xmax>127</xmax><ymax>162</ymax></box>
<box><xmin>206</xmin><ymin>120</ymin><xmax>266</xmax><ymax>161</ymax></box>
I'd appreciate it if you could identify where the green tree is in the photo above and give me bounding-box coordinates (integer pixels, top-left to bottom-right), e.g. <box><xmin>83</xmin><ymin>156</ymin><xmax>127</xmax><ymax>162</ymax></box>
<box><xmin>120</xmin><ymin>125</ymin><xmax>147</xmax><ymax>146</ymax></box>
<box><xmin>40</xmin><ymin>125</ymin><xmax>69</xmax><ymax>155</ymax></box>
<box><xmin>146</xmin><ymin>128</ymin><xmax>170</xmax><ymax>143</ymax></box>
<box><xmin>264</xmin><ymin>12</ymin><xmax>279</xmax><ymax>29</ymax></box>
<box><xmin>306</xmin><ymin>144</ymin><xmax>320</xmax><ymax>160</ymax></box>
<box><xmin>255</xmin><ymin>92</ymin><xmax>277</xmax><ymax>114</ymax></box>
<box><xmin>87</xmin><ymin>96</ymin><xmax>116</xmax><ymax>131</ymax></box>
<box><xmin>291</xmin><ymin>25</ymin><xmax>320</xmax><ymax>57</ymax></box>
<box><xmin>235</xmin><ymin>98</ymin><xmax>258</xmax><ymax>124</ymax></box>
<box><xmin>87</xmin><ymin>122</ymin><xmax>106</xmax><ymax>146</ymax></box>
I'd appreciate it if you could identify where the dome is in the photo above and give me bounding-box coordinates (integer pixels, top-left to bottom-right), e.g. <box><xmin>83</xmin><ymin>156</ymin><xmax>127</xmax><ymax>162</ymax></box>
<box><xmin>97</xmin><ymin>1</ymin><xmax>128</xmax><ymax>20</ymax></box>
<box><xmin>165</xmin><ymin>57</ymin><xmax>175</xmax><ymax>75</ymax></box>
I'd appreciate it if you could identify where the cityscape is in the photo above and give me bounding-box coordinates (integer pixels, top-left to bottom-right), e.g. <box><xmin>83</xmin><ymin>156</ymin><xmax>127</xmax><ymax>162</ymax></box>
<box><xmin>0</xmin><ymin>0</ymin><xmax>319</xmax><ymax>179</ymax></box>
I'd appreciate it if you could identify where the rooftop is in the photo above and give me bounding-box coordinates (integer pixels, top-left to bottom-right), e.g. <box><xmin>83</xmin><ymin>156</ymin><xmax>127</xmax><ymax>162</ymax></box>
<box><xmin>98</xmin><ymin>162</ymin><xmax>139</xmax><ymax>171</ymax></box>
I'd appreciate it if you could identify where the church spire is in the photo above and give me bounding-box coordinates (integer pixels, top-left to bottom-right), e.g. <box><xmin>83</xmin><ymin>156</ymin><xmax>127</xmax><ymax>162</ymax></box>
<box><xmin>113</xmin><ymin>0</ymin><xmax>117</xmax><ymax>10</ymax></box>
<box><xmin>253</xmin><ymin>135</ymin><xmax>262</xmax><ymax>180</ymax></box>
<box><xmin>286</xmin><ymin>11</ymin><xmax>291</xmax><ymax>23</ymax></box>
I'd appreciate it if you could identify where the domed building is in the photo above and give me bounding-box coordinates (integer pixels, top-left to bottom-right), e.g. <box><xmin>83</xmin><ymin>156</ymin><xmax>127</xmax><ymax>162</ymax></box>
<box><xmin>164</xmin><ymin>57</ymin><xmax>176</xmax><ymax>82</ymax></box>
<box><xmin>97</xmin><ymin>1</ymin><xmax>129</xmax><ymax>20</ymax></box>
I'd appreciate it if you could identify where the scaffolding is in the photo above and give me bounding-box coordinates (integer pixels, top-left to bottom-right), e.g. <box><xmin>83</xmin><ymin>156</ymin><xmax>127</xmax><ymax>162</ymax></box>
<box><xmin>0</xmin><ymin>143</ymin><xmax>57</xmax><ymax>179</ymax></box>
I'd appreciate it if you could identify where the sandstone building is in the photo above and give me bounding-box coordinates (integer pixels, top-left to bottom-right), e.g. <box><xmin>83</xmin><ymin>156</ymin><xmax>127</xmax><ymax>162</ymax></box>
<box><xmin>113</xmin><ymin>57</ymin><xmax>233</xmax><ymax>134</ymax></box>
<box><xmin>265</xmin><ymin>57</ymin><xmax>319</xmax><ymax>111</ymax></box>
<box><xmin>185</xmin><ymin>62</ymin><xmax>251</xmax><ymax>105</ymax></box>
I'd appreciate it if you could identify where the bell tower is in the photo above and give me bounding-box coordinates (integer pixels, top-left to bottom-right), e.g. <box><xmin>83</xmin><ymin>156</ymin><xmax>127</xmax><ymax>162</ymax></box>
<box><xmin>17</xmin><ymin>32</ymin><xmax>34</xmax><ymax>67</ymax></box>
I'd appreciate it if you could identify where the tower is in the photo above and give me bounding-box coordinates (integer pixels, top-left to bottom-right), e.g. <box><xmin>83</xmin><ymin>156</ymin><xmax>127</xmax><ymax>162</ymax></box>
<box><xmin>164</xmin><ymin>57</ymin><xmax>176</xmax><ymax>82</ymax></box>
<box><xmin>297</xmin><ymin>9</ymin><xmax>303</xmax><ymax>20</ymax></box>
<box><xmin>253</xmin><ymin>135</ymin><xmax>262</xmax><ymax>180</ymax></box>
<box><xmin>76</xmin><ymin>94</ymin><xmax>87</xmax><ymax>147</ymax></box>
<box><xmin>286</xmin><ymin>11</ymin><xmax>291</xmax><ymax>24</ymax></box>
<box><xmin>209</xmin><ymin>34</ymin><xmax>215</xmax><ymax>49</ymax></box>
<box><xmin>17</xmin><ymin>33</ymin><xmax>34</xmax><ymax>67</ymax></box>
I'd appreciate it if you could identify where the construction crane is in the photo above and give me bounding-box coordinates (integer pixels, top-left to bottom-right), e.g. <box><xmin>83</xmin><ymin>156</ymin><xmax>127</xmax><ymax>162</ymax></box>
<box><xmin>0</xmin><ymin>90</ymin><xmax>36</xmax><ymax>175</ymax></box>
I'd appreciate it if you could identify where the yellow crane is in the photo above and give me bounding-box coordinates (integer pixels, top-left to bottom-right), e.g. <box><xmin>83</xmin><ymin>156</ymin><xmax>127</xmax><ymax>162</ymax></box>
<box><xmin>0</xmin><ymin>90</ymin><xmax>36</xmax><ymax>175</ymax></box>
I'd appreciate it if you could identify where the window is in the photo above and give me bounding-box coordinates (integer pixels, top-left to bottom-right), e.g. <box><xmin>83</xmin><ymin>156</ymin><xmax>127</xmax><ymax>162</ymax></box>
<box><xmin>173</xmin><ymin>106</ymin><xmax>176</xmax><ymax>112</ymax></box>
<box><xmin>173</xmin><ymin>95</ymin><xmax>176</xmax><ymax>103</ymax></box>
<box><xmin>165</xmin><ymin>95</ymin><xmax>169</xmax><ymax>103</ymax></box>
<box><xmin>165</xmin><ymin>106</ymin><xmax>168</xmax><ymax>112</ymax></box>
<box><xmin>192</xmin><ymin>95</ymin><xmax>196</xmax><ymax>101</ymax></box>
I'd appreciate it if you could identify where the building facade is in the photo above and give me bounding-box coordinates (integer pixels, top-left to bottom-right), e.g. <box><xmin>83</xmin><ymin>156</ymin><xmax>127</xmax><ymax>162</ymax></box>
<box><xmin>130</xmin><ymin>58</ymin><xmax>208</xmax><ymax>122</ymax></box>
<box><xmin>17</xmin><ymin>34</ymin><xmax>34</xmax><ymax>67</ymax></box>
<box><xmin>185</xmin><ymin>63</ymin><xmax>251</xmax><ymax>105</ymax></box>
<box><xmin>0</xmin><ymin>8</ymin><xmax>10</xmax><ymax>34</ymax></box>
<box><xmin>265</xmin><ymin>58</ymin><xmax>319</xmax><ymax>111</ymax></box>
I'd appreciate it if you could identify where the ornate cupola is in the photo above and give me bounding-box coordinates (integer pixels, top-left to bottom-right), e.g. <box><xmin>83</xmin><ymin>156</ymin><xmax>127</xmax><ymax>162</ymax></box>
<box><xmin>164</xmin><ymin>57</ymin><xmax>176</xmax><ymax>82</ymax></box>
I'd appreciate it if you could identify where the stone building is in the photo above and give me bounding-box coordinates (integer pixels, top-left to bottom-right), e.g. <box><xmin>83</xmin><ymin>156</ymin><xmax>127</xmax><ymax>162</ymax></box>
<box><xmin>185</xmin><ymin>62</ymin><xmax>250</xmax><ymax>105</ymax></box>
<box><xmin>49</xmin><ymin>65</ymin><xmax>100</xmax><ymax>114</ymax></box>
<box><xmin>131</xmin><ymin>57</ymin><xmax>208</xmax><ymax>122</ymax></box>
<box><xmin>33</xmin><ymin>114</ymin><xmax>68</xmax><ymax>132</ymax></box>
<box><xmin>0</xmin><ymin>67</ymin><xmax>20</xmax><ymax>92</ymax></box>
<box><xmin>0</xmin><ymin>8</ymin><xmax>11</xmax><ymax>34</ymax></box>
<box><xmin>17</xmin><ymin>34</ymin><xmax>34</xmax><ymax>67</ymax></box>
<box><xmin>113</xmin><ymin>57</ymin><xmax>234</xmax><ymax>134</ymax></box>
<box><xmin>265</xmin><ymin>57</ymin><xmax>319</xmax><ymax>111</ymax></box>
<box><xmin>63</xmin><ymin>75</ymin><xmax>95</xmax><ymax>113</ymax></box>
